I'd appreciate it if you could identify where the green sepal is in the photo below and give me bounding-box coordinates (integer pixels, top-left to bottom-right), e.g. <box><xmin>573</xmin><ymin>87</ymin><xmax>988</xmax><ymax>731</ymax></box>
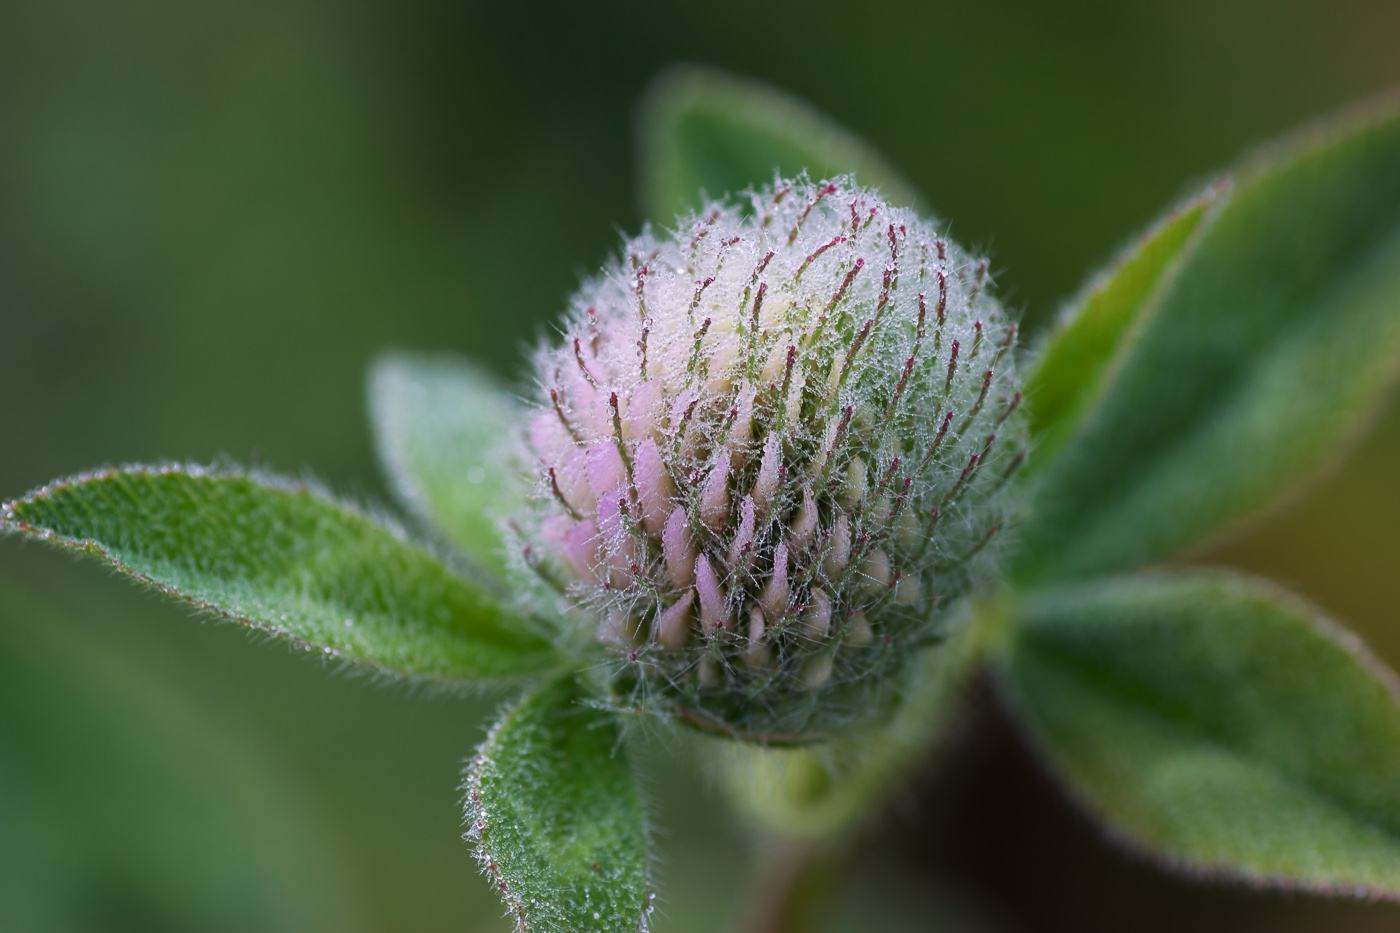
<box><xmin>369</xmin><ymin>352</ymin><xmax>524</xmax><ymax>583</ymax></box>
<box><xmin>2</xmin><ymin>465</ymin><xmax>557</xmax><ymax>682</ymax></box>
<box><xmin>1013</xmin><ymin>92</ymin><xmax>1400</xmax><ymax>585</ymax></box>
<box><xmin>636</xmin><ymin>65</ymin><xmax>920</xmax><ymax>224</ymax></box>
<box><xmin>718</xmin><ymin>603</ymin><xmax>992</xmax><ymax>841</ymax></box>
<box><xmin>997</xmin><ymin>570</ymin><xmax>1400</xmax><ymax>897</ymax></box>
<box><xmin>465</xmin><ymin>675</ymin><xmax>652</xmax><ymax>933</ymax></box>
<box><xmin>1022</xmin><ymin>183</ymin><xmax>1224</xmax><ymax>475</ymax></box>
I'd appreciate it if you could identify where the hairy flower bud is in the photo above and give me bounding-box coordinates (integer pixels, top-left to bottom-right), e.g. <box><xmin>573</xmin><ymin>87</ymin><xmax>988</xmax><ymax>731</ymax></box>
<box><xmin>512</xmin><ymin>176</ymin><xmax>1026</xmax><ymax>741</ymax></box>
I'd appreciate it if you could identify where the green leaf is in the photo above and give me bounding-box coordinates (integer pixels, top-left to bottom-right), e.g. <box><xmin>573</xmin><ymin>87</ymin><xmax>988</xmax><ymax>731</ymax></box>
<box><xmin>369</xmin><ymin>352</ymin><xmax>524</xmax><ymax>583</ymax></box>
<box><xmin>1023</xmin><ymin>183</ymin><xmax>1224</xmax><ymax>474</ymax></box>
<box><xmin>636</xmin><ymin>65</ymin><xmax>920</xmax><ymax>224</ymax></box>
<box><xmin>465</xmin><ymin>676</ymin><xmax>652</xmax><ymax>933</ymax></box>
<box><xmin>0</xmin><ymin>577</ymin><xmax>362</xmax><ymax>932</ymax></box>
<box><xmin>718</xmin><ymin>604</ymin><xmax>991</xmax><ymax>841</ymax></box>
<box><xmin>997</xmin><ymin>570</ymin><xmax>1400</xmax><ymax>896</ymax></box>
<box><xmin>2</xmin><ymin>466</ymin><xmax>557</xmax><ymax>681</ymax></box>
<box><xmin>1013</xmin><ymin>94</ymin><xmax>1400</xmax><ymax>585</ymax></box>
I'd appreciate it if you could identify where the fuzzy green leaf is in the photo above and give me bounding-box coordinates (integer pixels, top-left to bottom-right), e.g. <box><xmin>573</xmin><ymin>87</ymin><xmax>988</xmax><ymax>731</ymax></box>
<box><xmin>998</xmin><ymin>571</ymin><xmax>1400</xmax><ymax>897</ymax></box>
<box><xmin>637</xmin><ymin>65</ymin><xmax>920</xmax><ymax>224</ymax></box>
<box><xmin>1014</xmin><ymin>94</ymin><xmax>1400</xmax><ymax>585</ymax></box>
<box><xmin>369</xmin><ymin>352</ymin><xmax>523</xmax><ymax>582</ymax></box>
<box><xmin>1023</xmin><ymin>184</ymin><xmax>1224</xmax><ymax>474</ymax></box>
<box><xmin>2</xmin><ymin>466</ymin><xmax>556</xmax><ymax>681</ymax></box>
<box><xmin>465</xmin><ymin>676</ymin><xmax>652</xmax><ymax>933</ymax></box>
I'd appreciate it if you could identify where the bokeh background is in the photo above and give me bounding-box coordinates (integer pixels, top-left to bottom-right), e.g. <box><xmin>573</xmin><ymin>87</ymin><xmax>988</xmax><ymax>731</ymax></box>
<box><xmin>4</xmin><ymin>2</ymin><xmax>1400</xmax><ymax>930</ymax></box>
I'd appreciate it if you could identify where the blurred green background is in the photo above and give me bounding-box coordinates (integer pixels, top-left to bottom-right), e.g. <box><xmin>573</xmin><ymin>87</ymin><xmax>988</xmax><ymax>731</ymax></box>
<box><xmin>4</xmin><ymin>2</ymin><xmax>1400</xmax><ymax>930</ymax></box>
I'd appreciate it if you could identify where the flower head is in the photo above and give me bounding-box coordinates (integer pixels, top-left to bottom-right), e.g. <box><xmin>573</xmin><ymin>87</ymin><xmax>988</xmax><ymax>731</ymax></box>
<box><xmin>513</xmin><ymin>176</ymin><xmax>1026</xmax><ymax>741</ymax></box>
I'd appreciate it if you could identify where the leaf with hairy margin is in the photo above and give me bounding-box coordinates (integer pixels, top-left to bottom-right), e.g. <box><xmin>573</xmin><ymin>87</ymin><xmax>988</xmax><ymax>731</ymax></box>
<box><xmin>465</xmin><ymin>675</ymin><xmax>652</xmax><ymax>933</ymax></box>
<box><xmin>1022</xmin><ymin>183</ymin><xmax>1224</xmax><ymax>475</ymax></box>
<box><xmin>998</xmin><ymin>570</ymin><xmax>1400</xmax><ymax>897</ymax></box>
<box><xmin>1013</xmin><ymin>93</ymin><xmax>1400</xmax><ymax>586</ymax></box>
<box><xmin>2</xmin><ymin>466</ymin><xmax>557</xmax><ymax>682</ymax></box>
<box><xmin>636</xmin><ymin>64</ymin><xmax>920</xmax><ymax>224</ymax></box>
<box><xmin>369</xmin><ymin>352</ymin><xmax>524</xmax><ymax>583</ymax></box>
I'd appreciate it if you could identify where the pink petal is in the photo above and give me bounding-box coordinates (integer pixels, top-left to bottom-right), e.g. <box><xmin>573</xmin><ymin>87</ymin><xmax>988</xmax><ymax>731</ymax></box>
<box><xmin>561</xmin><ymin>519</ymin><xmax>600</xmax><ymax>580</ymax></box>
<box><xmin>528</xmin><ymin>412</ymin><xmax>569</xmax><ymax>462</ymax></box>
<box><xmin>727</xmin><ymin>495</ymin><xmax>756</xmax><ymax>569</ymax></box>
<box><xmin>657</xmin><ymin>591</ymin><xmax>694</xmax><ymax>650</ymax></box>
<box><xmin>788</xmin><ymin>485</ymin><xmax>818</xmax><ymax>550</ymax></box>
<box><xmin>633</xmin><ymin>439</ymin><xmax>674</xmax><ymax>536</ymax></box>
<box><xmin>822</xmin><ymin>513</ymin><xmax>851</xmax><ymax>578</ymax></box>
<box><xmin>698</xmin><ymin>449</ymin><xmax>731</xmax><ymax>531</ymax></box>
<box><xmin>744</xmin><ymin>606</ymin><xmax>771</xmax><ymax>667</ymax></box>
<box><xmin>595</xmin><ymin>485</ymin><xmax>638</xmax><ymax>581</ymax></box>
<box><xmin>586</xmin><ymin>442</ymin><xmax>627</xmax><ymax>499</ymax></box>
<box><xmin>729</xmin><ymin>384</ymin><xmax>757</xmax><ymax>455</ymax></box>
<box><xmin>556</xmin><ymin>447</ymin><xmax>595</xmax><ymax>515</ymax></box>
<box><xmin>759</xmin><ymin>541</ymin><xmax>790</xmax><ymax>621</ymax></box>
<box><xmin>663</xmin><ymin>506</ymin><xmax>697</xmax><ymax>588</ymax></box>
<box><xmin>752</xmin><ymin>434</ymin><xmax>781</xmax><ymax>517</ymax></box>
<box><xmin>627</xmin><ymin>379</ymin><xmax>665</xmax><ymax>441</ymax></box>
<box><xmin>694</xmin><ymin>554</ymin><xmax>730</xmax><ymax>633</ymax></box>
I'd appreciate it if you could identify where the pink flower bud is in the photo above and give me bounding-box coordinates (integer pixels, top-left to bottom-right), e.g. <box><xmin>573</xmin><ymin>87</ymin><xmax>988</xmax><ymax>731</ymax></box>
<box><xmin>759</xmin><ymin>541</ymin><xmax>790</xmax><ymax>621</ymax></box>
<box><xmin>560</xmin><ymin>519</ymin><xmax>599</xmax><ymax>581</ymax></box>
<box><xmin>595</xmin><ymin>485</ymin><xmax>637</xmax><ymax>582</ymax></box>
<box><xmin>585</xmin><ymin>442</ymin><xmax>627</xmax><ymax>500</ymax></box>
<box><xmin>802</xmin><ymin>587</ymin><xmax>831</xmax><ymax>641</ymax></box>
<box><xmin>662</xmin><ymin>506</ymin><xmax>696</xmax><ymax>588</ymax></box>
<box><xmin>752</xmin><ymin>434</ymin><xmax>781</xmax><ymax>517</ymax></box>
<box><xmin>727</xmin><ymin>495</ymin><xmax>756</xmax><ymax>570</ymax></box>
<box><xmin>511</xmin><ymin>176</ymin><xmax>1028</xmax><ymax>740</ymax></box>
<box><xmin>694</xmin><ymin>554</ymin><xmax>729</xmax><ymax>634</ymax></box>
<box><xmin>627</xmin><ymin>379</ymin><xmax>664</xmax><ymax>441</ymax></box>
<box><xmin>555</xmin><ymin>447</ymin><xmax>595</xmax><ymax>515</ymax></box>
<box><xmin>698</xmin><ymin>449</ymin><xmax>731</xmax><ymax>531</ymax></box>
<box><xmin>787</xmin><ymin>485</ymin><xmax>818</xmax><ymax>551</ymax></box>
<box><xmin>745</xmin><ymin>606</ymin><xmax>770</xmax><ymax>668</ymax></box>
<box><xmin>657</xmin><ymin>591</ymin><xmax>694</xmax><ymax>650</ymax></box>
<box><xmin>540</xmin><ymin>513</ymin><xmax>575</xmax><ymax>567</ymax></box>
<box><xmin>528</xmin><ymin>412</ymin><xmax>569</xmax><ymax>462</ymax></box>
<box><xmin>822</xmin><ymin>513</ymin><xmax>851</xmax><ymax>578</ymax></box>
<box><xmin>633</xmin><ymin>439</ymin><xmax>674</xmax><ymax>536</ymax></box>
<box><xmin>729</xmin><ymin>384</ymin><xmax>757</xmax><ymax>457</ymax></box>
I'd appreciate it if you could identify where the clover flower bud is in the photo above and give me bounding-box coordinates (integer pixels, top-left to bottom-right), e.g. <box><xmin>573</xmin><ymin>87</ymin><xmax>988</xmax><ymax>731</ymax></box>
<box><xmin>513</xmin><ymin>176</ymin><xmax>1026</xmax><ymax>741</ymax></box>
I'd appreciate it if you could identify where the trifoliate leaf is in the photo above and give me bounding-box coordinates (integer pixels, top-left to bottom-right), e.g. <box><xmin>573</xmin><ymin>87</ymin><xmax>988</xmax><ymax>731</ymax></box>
<box><xmin>1022</xmin><ymin>183</ymin><xmax>1224</xmax><ymax>474</ymax></box>
<box><xmin>369</xmin><ymin>352</ymin><xmax>524</xmax><ymax>583</ymax></box>
<box><xmin>998</xmin><ymin>570</ymin><xmax>1400</xmax><ymax>897</ymax></box>
<box><xmin>1013</xmin><ymin>92</ymin><xmax>1400</xmax><ymax>586</ymax></box>
<box><xmin>636</xmin><ymin>65</ymin><xmax>920</xmax><ymax>224</ymax></box>
<box><xmin>2</xmin><ymin>466</ymin><xmax>557</xmax><ymax>682</ymax></box>
<box><xmin>465</xmin><ymin>676</ymin><xmax>652</xmax><ymax>933</ymax></box>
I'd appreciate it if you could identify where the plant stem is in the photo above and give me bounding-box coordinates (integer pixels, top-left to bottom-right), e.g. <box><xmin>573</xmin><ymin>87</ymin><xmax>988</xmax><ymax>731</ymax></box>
<box><xmin>734</xmin><ymin>838</ymin><xmax>845</xmax><ymax>933</ymax></box>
